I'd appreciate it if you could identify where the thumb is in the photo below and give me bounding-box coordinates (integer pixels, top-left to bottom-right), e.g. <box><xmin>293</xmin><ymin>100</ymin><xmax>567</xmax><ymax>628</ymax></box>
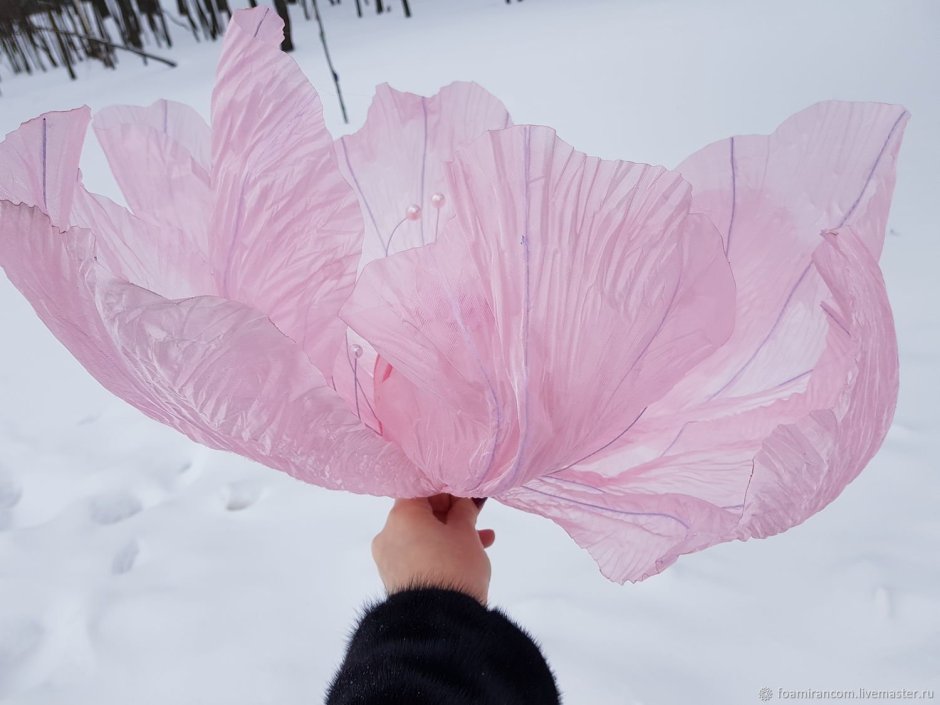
<box><xmin>447</xmin><ymin>496</ymin><xmax>481</xmax><ymax>527</ymax></box>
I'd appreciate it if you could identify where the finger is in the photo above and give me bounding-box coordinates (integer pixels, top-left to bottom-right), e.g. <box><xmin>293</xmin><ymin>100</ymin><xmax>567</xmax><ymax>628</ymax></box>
<box><xmin>478</xmin><ymin>528</ymin><xmax>496</xmax><ymax>548</ymax></box>
<box><xmin>428</xmin><ymin>493</ymin><xmax>453</xmax><ymax>517</ymax></box>
<box><xmin>447</xmin><ymin>496</ymin><xmax>482</xmax><ymax>527</ymax></box>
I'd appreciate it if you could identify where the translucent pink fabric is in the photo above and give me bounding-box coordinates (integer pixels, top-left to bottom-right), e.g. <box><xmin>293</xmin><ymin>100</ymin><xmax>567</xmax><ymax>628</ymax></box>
<box><xmin>0</xmin><ymin>7</ymin><xmax>908</xmax><ymax>582</ymax></box>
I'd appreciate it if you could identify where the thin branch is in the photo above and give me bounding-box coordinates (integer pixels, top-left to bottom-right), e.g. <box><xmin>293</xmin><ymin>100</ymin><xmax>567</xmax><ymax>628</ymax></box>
<box><xmin>22</xmin><ymin>24</ymin><xmax>177</xmax><ymax>67</ymax></box>
<box><xmin>310</xmin><ymin>0</ymin><xmax>348</xmax><ymax>123</ymax></box>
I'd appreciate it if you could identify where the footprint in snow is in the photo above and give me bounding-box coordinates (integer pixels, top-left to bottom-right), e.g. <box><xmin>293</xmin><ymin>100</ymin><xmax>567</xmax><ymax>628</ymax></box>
<box><xmin>112</xmin><ymin>540</ymin><xmax>140</xmax><ymax>575</ymax></box>
<box><xmin>0</xmin><ymin>475</ymin><xmax>21</xmax><ymax>530</ymax></box>
<box><xmin>223</xmin><ymin>482</ymin><xmax>263</xmax><ymax>512</ymax></box>
<box><xmin>0</xmin><ymin>474</ymin><xmax>22</xmax><ymax>509</ymax></box>
<box><xmin>88</xmin><ymin>492</ymin><xmax>142</xmax><ymax>526</ymax></box>
<box><xmin>0</xmin><ymin>617</ymin><xmax>44</xmax><ymax>695</ymax></box>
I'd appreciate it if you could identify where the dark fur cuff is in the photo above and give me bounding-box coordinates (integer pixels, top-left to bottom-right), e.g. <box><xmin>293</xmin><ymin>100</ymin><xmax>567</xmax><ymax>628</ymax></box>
<box><xmin>326</xmin><ymin>587</ymin><xmax>561</xmax><ymax>704</ymax></box>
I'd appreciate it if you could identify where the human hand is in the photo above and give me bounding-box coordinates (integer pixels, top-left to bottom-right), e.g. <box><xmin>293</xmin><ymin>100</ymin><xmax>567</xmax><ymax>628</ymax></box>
<box><xmin>371</xmin><ymin>494</ymin><xmax>496</xmax><ymax>606</ymax></box>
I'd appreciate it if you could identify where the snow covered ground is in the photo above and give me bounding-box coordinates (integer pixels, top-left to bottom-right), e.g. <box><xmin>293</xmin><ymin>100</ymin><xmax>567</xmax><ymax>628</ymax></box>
<box><xmin>1</xmin><ymin>0</ymin><xmax>938</xmax><ymax>702</ymax></box>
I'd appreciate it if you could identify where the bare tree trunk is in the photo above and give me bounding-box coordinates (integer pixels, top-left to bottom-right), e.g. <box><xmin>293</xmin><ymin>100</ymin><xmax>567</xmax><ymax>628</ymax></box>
<box><xmin>274</xmin><ymin>0</ymin><xmax>293</xmax><ymax>51</ymax></box>
<box><xmin>46</xmin><ymin>10</ymin><xmax>75</xmax><ymax>79</ymax></box>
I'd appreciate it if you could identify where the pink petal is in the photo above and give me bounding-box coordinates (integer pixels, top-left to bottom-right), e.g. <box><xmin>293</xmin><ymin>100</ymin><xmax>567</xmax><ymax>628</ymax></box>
<box><xmin>739</xmin><ymin>228</ymin><xmax>898</xmax><ymax>536</ymax></box>
<box><xmin>341</xmin><ymin>125</ymin><xmax>735</xmax><ymax>496</ymax></box>
<box><xmin>327</xmin><ymin>82</ymin><xmax>511</xmax><ymax>426</ymax></box>
<box><xmin>1</xmin><ymin>108</ymin><xmax>212</xmax><ymax>299</ymax></box>
<box><xmin>92</xmin><ymin>100</ymin><xmax>212</xmax><ymax>260</ymax></box>
<box><xmin>0</xmin><ymin>199</ymin><xmax>430</xmax><ymax>497</ymax></box>
<box><xmin>559</xmin><ymin>101</ymin><xmax>908</xmax><ymax>466</ymax></box>
<box><xmin>94</xmin><ymin>99</ymin><xmax>211</xmax><ymax>170</ymax></box>
<box><xmin>665</xmin><ymin>102</ymin><xmax>908</xmax><ymax>407</ymax></box>
<box><xmin>505</xmin><ymin>228</ymin><xmax>897</xmax><ymax>583</ymax></box>
<box><xmin>499</xmin><ymin>103</ymin><xmax>907</xmax><ymax>583</ymax></box>
<box><xmin>336</xmin><ymin>81</ymin><xmax>512</xmax><ymax>267</ymax></box>
<box><xmin>71</xmin><ymin>187</ymin><xmax>214</xmax><ymax>299</ymax></box>
<box><xmin>209</xmin><ymin>7</ymin><xmax>363</xmax><ymax>378</ymax></box>
<box><xmin>499</xmin><ymin>476</ymin><xmax>740</xmax><ymax>583</ymax></box>
<box><xmin>0</xmin><ymin>107</ymin><xmax>89</xmax><ymax>226</ymax></box>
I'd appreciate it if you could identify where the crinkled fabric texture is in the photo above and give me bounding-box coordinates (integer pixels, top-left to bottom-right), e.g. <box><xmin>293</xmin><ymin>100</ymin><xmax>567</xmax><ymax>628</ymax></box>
<box><xmin>0</xmin><ymin>7</ymin><xmax>908</xmax><ymax>582</ymax></box>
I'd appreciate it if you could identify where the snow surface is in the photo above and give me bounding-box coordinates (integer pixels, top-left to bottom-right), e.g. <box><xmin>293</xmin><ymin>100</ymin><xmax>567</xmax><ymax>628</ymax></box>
<box><xmin>1</xmin><ymin>0</ymin><xmax>938</xmax><ymax>703</ymax></box>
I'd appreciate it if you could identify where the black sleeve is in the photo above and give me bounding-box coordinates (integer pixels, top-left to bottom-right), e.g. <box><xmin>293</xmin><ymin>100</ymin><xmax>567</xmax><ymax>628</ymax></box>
<box><xmin>325</xmin><ymin>587</ymin><xmax>562</xmax><ymax>704</ymax></box>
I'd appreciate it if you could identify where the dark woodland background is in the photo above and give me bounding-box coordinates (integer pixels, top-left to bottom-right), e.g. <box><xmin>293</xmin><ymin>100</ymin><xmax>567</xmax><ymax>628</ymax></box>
<box><xmin>0</xmin><ymin>0</ymin><xmax>523</xmax><ymax>115</ymax></box>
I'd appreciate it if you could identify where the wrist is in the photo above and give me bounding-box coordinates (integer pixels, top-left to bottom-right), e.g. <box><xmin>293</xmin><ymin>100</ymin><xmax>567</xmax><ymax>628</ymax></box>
<box><xmin>389</xmin><ymin>577</ymin><xmax>487</xmax><ymax>606</ymax></box>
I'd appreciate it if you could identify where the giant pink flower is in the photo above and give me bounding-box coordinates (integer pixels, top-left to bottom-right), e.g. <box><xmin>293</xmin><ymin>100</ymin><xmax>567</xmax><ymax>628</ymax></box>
<box><xmin>0</xmin><ymin>7</ymin><xmax>908</xmax><ymax>581</ymax></box>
